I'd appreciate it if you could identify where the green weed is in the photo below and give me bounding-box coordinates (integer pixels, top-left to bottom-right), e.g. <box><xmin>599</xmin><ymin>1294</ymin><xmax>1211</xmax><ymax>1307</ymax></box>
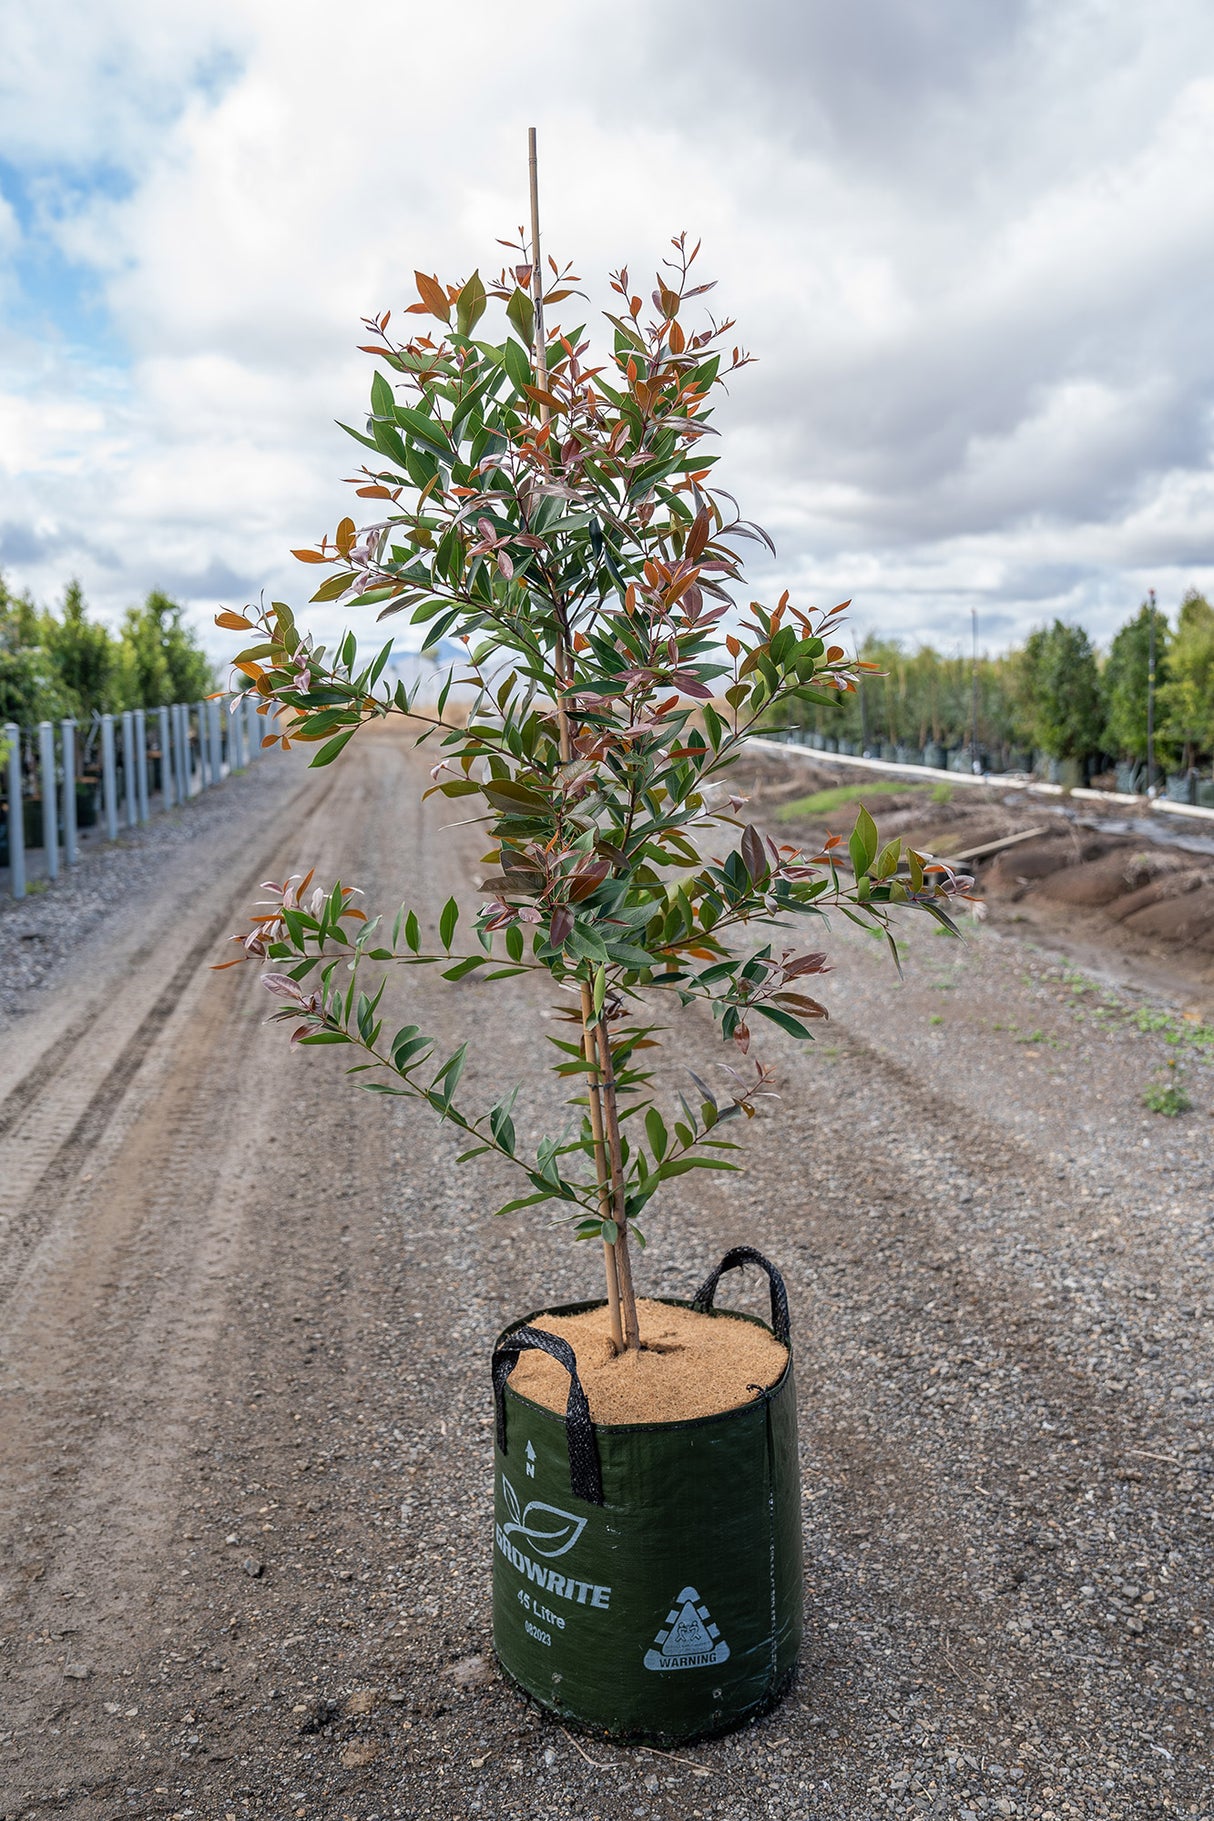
<box><xmin>776</xmin><ymin>780</ymin><xmax>925</xmax><ymax>819</ymax></box>
<box><xmin>930</xmin><ymin>782</ymin><xmax>953</xmax><ymax>805</ymax></box>
<box><xmin>1143</xmin><ymin>1079</ymin><xmax>1192</xmax><ymax>1116</ymax></box>
<box><xmin>1124</xmin><ymin>1006</ymin><xmax>1214</xmax><ymax>1054</ymax></box>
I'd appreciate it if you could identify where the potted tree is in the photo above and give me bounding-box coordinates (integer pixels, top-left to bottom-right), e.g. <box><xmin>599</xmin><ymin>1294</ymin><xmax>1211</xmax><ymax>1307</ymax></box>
<box><xmin>217</xmin><ymin>179</ymin><xmax>969</xmax><ymax>1743</ymax></box>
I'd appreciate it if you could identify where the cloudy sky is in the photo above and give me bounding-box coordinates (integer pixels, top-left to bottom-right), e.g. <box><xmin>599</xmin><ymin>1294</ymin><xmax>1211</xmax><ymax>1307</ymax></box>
<box><xmin>3</xmin><ymin>0</ymin><xmax>1214</xmax><ymax>661</ymax></box>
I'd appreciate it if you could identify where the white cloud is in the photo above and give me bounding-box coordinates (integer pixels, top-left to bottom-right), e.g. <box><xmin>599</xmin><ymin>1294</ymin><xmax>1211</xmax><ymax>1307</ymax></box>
<box><xmin>2</xmin><ymin>0</ymin><xmax>1214</xmax><ymax>663</ymax></box>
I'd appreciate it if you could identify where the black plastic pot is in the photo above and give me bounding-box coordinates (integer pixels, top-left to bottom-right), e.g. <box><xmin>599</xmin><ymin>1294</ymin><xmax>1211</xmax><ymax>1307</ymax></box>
<box><xmin>491</xmin><ymin>1247</ymin><xmax>802</xmax><ymax>1744</ymax></box>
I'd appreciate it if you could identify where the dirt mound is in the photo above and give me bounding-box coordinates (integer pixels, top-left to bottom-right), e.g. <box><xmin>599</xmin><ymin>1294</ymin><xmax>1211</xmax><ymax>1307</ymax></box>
<box><xmin>735</xmin><ymin>744</ymin><xmax>1214</xmax><ymax>988</ymax></box>
<box><xmin>505</xmin><ymin>1299</ymin><xmax>789</xmax><ymax>1425</ymax></box>
<box><xmin>985</xmin><ymin>836</ymin><xmax>1074</xmax><ymax>891</ymax></box>
<box><xmin>1034</xmin><ymin>849</ymin><xmax>1153</xmax><ymax>907</ymax></box>
<box><xmin>1121</xmin><ymin>882</ymin><xmax>1214</xmax><ymax>947</ymax></box>
<box><xmin>1106</xmin><ymin>867</ymin><xmax>1206</xmax><ymax>924</ymax></box>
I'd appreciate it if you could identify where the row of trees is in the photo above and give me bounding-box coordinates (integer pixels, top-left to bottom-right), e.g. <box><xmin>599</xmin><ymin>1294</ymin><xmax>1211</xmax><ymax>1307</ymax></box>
<box><xmin>0</xmin><ymin>575</ymin><xmax>215</xmax><ymax>727</ymax></box>
<box><xmin>6</xmin><ymin>572</ymin><xmax>1209</xmax><ymax>779</ymax></box>
<box><xmin>786</xmin><ymin>591</ymin><xmax>1214</xmax><ymax>778</ymax></box>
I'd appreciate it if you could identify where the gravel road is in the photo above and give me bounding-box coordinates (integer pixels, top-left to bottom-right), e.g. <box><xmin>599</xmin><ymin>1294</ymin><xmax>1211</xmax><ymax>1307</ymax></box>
<box><xmin>1</xmin><ymin>724</ymin><xmax>1210</xmax><ymax>1821</ymax></box>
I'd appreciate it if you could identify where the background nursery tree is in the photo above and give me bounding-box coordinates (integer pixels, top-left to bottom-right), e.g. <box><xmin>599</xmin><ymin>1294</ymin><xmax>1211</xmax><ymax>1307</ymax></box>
<box><xmin>219</xmin><ymin>224</ymin><xmax>971</xmax><ymax>1354</ymax></box>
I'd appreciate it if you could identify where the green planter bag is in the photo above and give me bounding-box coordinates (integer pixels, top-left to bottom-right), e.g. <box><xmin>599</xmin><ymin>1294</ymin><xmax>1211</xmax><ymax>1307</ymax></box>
<box><xmin>491</xmin><ymin>1247</ymin><xmax>802</xmax><ymax>1744</ymax></box>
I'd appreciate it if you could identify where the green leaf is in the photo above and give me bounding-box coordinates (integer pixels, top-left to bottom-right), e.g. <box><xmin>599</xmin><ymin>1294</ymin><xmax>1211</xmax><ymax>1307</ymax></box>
<box><xmin>442</xmin><ymin>955</ymin><xmax>482</xmax><ymax>980</ymax></box>
<box><xmin>310</xmin><ymin>725</ymin><xmax>358</xmax><ymax>767</ymax></box>
<box><xmin>482</xmin><ymin>778</ymin><xmax>549</xmax><ymax>815</ymax></box>
<box><xmin>494</xmin><ymin>1191</ymin><xmax>553</xmax><ymax>1216</ymax></box>
<box><xmin>370</xmin><ymin>370</ymin><xmax>395</xmax><ymax>419</ymax></box>
<box><xmin>296</xmin><ymin>1031</ymin><xmax>351</xmax><ymax>1045</ymax></box>
<box><xmin>435</xmin><ymin>529</ymin><xmax>463</xmax><ymax>586</ymax></box>
<box><xmin>455</xmin><ymin>269</ymin><xmax>487</xmax><ymax>336</ymax></box>
<box><xmin>755</xmin><ymin>1003</ymin><xmax>813</xmax><ymax>1039</ymax></box>
<box><xmin>395</xmin><ymin>403</ymin><xmax>452</xmax><ymax>455</ymax></box>
<box><xmin>432</xmin><ymin>1043</ymin><xmax>467</xmax><ymax>1104</ymax></box>
<box><xmin>370</xmin><ymin>418</ymin><xmax>410</xmax><ymax>467</ymax></box>
<box><xmin>310</xmin><ymin>571</ymin><xmax>357</xmax><ymax>603</ymax></box>
<box><xmin>505</xmin><ymin>287</ymin><xmax>535</xmax><ymax>349</ymax></box>
<box><xmin>504</xmin><ymin>923</ymin><xmax>524</xmax><ymax>962</ymax></box>
<box><xmin>644</xmin><ymin>1106</ymin><xmax>668</xmax><ymax>1162</ymax></box>
<box><xmin>850</xmin><ymin>804</ymin><xmax>879</xmax><ymax>877</ymax></box>
<box><xmin>489</xmin><ymin>1093</ymin><xmax>518</xmax><ymax>1155</ymax></box>
<box><xmin>404</xmin><ymin>910</ymin><xmax>420</xmax><ymax>953</ymax></box>
<box><xmin>337</xmin><ymin>418</ymin><xmax>380</xmax><ymax>453</ymax></box>
<box><xmin>875</xmin><ymin>837</ymin><xmax>901</xmax><ymax>879</ymax></box>
<box><xmin>503</xmin><ymin>336</ymin><xmax>533</xmax><ymax>393</ymax></box>
<box><xmin>439</xmin><ymin>896</ymin><xmax>459</xmax><ymax>950</ymax></box>
<box><xmin>367</xmin><ymin>638</ymin><xmax>394</xmax><ymax>690</ymax></box>
<box><xmin>600</xmin><ymin>1219</ymin><xmax>619</xmax><ymax>1245</ymax></box>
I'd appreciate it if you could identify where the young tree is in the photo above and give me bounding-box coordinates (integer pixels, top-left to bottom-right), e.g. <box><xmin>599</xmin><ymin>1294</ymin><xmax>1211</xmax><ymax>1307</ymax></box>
<box><xmin>43</xmin><ymin>580</ymin><xmax>117</xmax><ymax>718</ymax></box>
<box><xmin>1103</xmin><ymin>599</ymin><xmax>1172</xmax><ymax>766</ymax></box>
<box><xmin>1158</xmin><ymin>590</ymin><xmax>1214</xmax><ymax>773</ymax></box>
<box><xmin>217</xmin><ymin>240</ymin><xmax>971</xmax><ymax>1352</ymax></box>
<box><xmin>0</xmin><ymin>574</ymin><xmax>72</xmax><ymax>725</ymax></box>
<box><xmin>118</xmin><ymin>591</ymin><xmax>214</xmax><ymax>706</ymax></box>
<box><xmin>1021</xmin><ymin>620</ymin><xmax>1104</xmax><ymax>763</ymax></box>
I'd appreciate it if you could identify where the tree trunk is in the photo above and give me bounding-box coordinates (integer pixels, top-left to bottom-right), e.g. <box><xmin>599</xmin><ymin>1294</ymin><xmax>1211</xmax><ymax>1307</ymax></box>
<box><xmin>595</xmin><ymin>1021</ymin><xmax>641</xmax><ymax>1350</ymax></box>
<box><xmin>580</xmin><ymin>981</ymin><xmax>624</xmax><ymax>1352</ymax></box>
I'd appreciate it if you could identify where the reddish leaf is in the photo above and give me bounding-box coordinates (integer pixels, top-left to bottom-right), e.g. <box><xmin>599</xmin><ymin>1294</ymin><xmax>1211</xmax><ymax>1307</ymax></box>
<box><xmin>782</xmin><ymin>952</ymin><xmax>830</xmax><ymax>978</ymax></box>
<box><xmin>415</xmin><ymin>271</ymin><xmax>451</xmax><ymax>321</ymax></box>
<box><xmin>549</xmin><ymin>906</ymin><xmax>573</xmax><ymax>948</ymax></box>
<box><xmin>686</xmin><ymin>507</ymin><xmax>712</xmax><ymax>562</ymax></box>
<box><xmin>740</xmin><ymin>825</ymin><xmax>767</xmax><ymax>883</ymax></box>
<box><xmin>773</xmin><ymin>993</ymin><xmax>828</xmax><ymax>1017</ymax></box>
<box><xmin>669</xmin><ymin>672</ymin><xmax>713</xmax><ymax>699</ymax></box>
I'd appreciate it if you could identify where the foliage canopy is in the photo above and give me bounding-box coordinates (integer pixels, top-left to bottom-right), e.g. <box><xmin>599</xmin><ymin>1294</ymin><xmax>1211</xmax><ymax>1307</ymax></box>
<box><xmin>219</xmin><ymin>237</ymin><xmax>973</xmax><ymax>1348</ymax></box>
<box><xmin>0</xmin><ymin>575</ymin><xmax>214</xmax><ymax>725</ymax></box>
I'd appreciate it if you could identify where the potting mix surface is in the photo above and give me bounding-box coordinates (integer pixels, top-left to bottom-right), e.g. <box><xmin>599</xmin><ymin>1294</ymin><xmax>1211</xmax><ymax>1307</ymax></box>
<box><xmin>506</xmin><ymin>1298</ymin><xmax>789</xmax><ymax>1423</ymax></box>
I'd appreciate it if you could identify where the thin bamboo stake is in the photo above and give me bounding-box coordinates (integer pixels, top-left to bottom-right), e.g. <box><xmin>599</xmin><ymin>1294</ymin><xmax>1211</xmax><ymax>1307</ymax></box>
<box><xmin>528</xmin><ymin>127</ymin><xmax>629</xmax><ymax>1351</ymax></box>
<box><xmin>528</xmin><ymin>129</ymin><xmax>571</xmax><ymax>740</ymax></box>
<box><xmin>527</xmin><ymin>126</ymin><xmax>549</xmax><ymax>401</ymax></box>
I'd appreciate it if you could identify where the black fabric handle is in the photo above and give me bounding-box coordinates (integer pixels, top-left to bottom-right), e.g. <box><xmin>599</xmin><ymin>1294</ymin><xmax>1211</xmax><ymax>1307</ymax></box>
<box><xmin>691</xmin><ymin>1245</ymin><xmax>791</xmax><ymax>1348</ymax></box>
<box><xmin>492</xmin><ymin>1325</ymin><xmax>603</xmax><ymax>1507</ymax></box>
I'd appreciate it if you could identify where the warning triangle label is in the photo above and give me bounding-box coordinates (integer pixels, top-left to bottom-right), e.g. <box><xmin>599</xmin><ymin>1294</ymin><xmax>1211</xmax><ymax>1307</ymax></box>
<box><xmin>643</xmin><ymin>1585</ymin><xmax>731</xmax><ymax>1672</ymax></box>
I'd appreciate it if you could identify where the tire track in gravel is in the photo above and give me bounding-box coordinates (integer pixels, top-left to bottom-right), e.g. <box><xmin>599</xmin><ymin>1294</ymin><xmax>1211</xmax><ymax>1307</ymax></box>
<box><xmin>0</xmin><ymin>755</ymin><xmax>357</xmax><ymax>1809</ymax></box>
<box><xmin>0</xmin><ymin>766</ymin><xmax>340</xmax><ymax>1319</ymax></box>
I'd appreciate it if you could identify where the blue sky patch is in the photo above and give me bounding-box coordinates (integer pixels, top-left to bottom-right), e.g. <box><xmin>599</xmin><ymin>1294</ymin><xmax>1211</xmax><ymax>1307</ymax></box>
<box><xmin>0</xmin><ymin>155</ymin><xmax>131</xmax><ymax>361</ymax></box>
